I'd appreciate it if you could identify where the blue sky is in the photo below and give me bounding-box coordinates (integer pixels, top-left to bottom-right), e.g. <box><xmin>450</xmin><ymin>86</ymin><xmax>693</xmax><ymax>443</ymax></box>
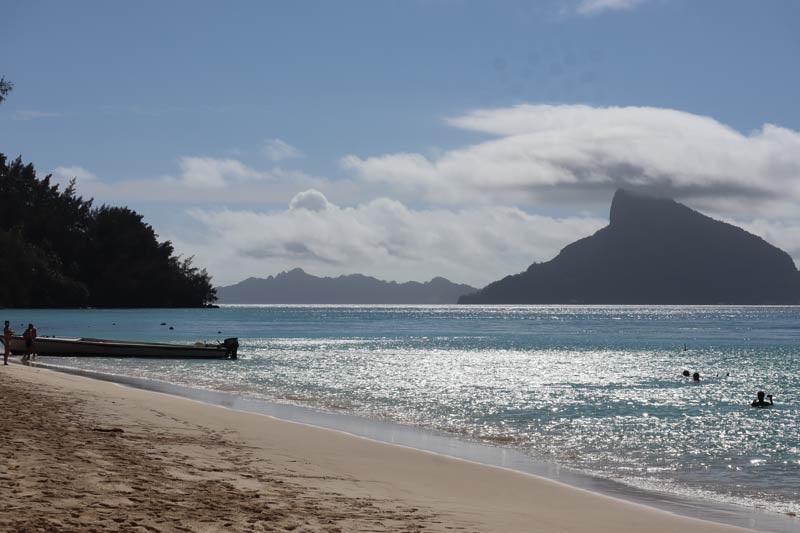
<box><xmin>2</xmin><ymin>0</ymin><xmax>799</xmax><ymax>285</ymax></box>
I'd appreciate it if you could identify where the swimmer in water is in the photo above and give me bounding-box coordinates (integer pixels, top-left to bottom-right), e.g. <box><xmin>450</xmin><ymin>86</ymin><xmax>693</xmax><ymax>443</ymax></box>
<box><xmin>751</xmin><ymin>391</ymin><xmax>773</xmax><ymax>408</ymax></box>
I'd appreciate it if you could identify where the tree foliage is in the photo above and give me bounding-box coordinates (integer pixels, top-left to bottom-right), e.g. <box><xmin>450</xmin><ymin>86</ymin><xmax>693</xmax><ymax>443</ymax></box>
<box><xmin>0</xmin><ymin>76</ymin><xmax>12</xmax><ymax>105</ymax></box>
<box><xmin>0</xmin><ymin>154</ymin><xmax>216</xmax><ymax>307</ymax></box>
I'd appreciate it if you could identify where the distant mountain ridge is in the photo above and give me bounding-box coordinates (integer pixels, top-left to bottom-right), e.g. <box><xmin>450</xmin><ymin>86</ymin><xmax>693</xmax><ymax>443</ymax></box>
<box><xmin>217</xmin><ymin>268</ymin><xmax>477</xmax><ymax>304</ymax></box>
<box><xmin>460</xmin><ymin>189</ymin><xmax>800</xmax><ymax>304</ymax></box>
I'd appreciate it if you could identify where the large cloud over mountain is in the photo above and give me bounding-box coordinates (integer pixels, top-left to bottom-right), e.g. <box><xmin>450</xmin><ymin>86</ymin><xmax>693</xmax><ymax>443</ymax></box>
<box><xmin>343</xmin><ymin>104</ymin><xmax>800</xmax><ymax>216</ymax></box>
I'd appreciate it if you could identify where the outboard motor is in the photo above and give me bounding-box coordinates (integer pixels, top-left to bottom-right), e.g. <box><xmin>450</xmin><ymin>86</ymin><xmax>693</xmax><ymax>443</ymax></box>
<box><xmin>223</xmin><ymin>337</ymin><xmax>239</xmax><ymax>359</ymax></box>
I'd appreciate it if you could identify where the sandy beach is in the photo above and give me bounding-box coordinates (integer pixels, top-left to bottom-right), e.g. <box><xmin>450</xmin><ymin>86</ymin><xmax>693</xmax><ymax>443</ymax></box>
<box><xmin>0</xmin><ymin>363</ymin><xmax>753</xmax><ymax>533</ymax></box>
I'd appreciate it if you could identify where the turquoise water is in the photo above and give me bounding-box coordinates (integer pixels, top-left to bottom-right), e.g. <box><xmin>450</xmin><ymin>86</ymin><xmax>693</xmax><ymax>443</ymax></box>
<box><xmin>7</xmin><ymin>305</ymin><xmax>800</xmax><ymax>517</ymax></box>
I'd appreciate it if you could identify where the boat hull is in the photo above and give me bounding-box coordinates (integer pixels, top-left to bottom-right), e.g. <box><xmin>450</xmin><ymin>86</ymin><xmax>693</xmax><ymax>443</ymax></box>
<box><xmin>8</xmin><ymin>336</ymin><xmax>236</xmax><ymax>359</ymax></box>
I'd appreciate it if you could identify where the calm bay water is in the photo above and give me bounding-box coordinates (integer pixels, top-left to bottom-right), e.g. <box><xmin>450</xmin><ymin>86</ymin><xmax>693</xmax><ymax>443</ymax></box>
<box><xmin>7</xmin><ymin>305</ymin><xmax>800</xmax><ymax>517</ymax></box>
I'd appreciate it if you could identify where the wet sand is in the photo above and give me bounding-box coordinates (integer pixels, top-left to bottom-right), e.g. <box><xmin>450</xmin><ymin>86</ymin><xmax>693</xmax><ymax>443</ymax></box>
<box><xmin>0</xmin><ymin>363</ymin><xmax>752</xmax><ymax>532</ymax></box>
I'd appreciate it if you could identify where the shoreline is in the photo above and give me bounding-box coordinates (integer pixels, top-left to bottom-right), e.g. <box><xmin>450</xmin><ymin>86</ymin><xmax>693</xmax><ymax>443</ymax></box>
<box><xmin>4</xmin><ymin>360</ymin><xmax>796</xmax><ymax>532</ymax></box>
<box><xmin>22</xmin><ymin>359</ymin><xmax>798</xmax><ymax>531</ymax></box>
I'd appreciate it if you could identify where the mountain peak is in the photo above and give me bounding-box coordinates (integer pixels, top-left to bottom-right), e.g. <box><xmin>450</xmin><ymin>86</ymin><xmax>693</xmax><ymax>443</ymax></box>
<box><xmin>609</xmin><ymin>188</ymin><xmax>685</xmax><ymax>227</ymax></box>
<box><xmin>460</xmin><ymin>190</ymin><xmax>800</xmax><ymax>304</ymax></box>
<box><xmin>279</xmin><ymin>267</ymin><xmax>307</xmax><ymax>277</ymax></box>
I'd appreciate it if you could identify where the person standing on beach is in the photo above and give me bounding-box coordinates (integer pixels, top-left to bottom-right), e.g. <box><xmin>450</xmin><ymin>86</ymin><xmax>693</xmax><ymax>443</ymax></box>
<box><xmin>31</xmin><ymin>323</ymin><xmax>37</xmax><ymax>359</ymax></box>
<box><xmin>2</xmin><ymin>320</ymin><xmax>13</xmax><ymax>365</ymax></box>
<box><xmin>22</xmin><ymin>323</ymin><xmax>36</xmax><ymax>361</ymax></box>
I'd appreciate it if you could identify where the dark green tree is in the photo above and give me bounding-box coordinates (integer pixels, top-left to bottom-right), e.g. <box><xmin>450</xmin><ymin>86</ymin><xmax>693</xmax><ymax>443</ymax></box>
<box><xmin>0</xmin><ymin>227</ymin><xmax>89</xmax><ymax>307</ymax></box>
<box><xmin>0</xmin><ymin>155</ymin><xmax>216</xmax><ymax>308</ymax></box>
<box><xmin>0</xmin><ymin>76</ymin><xmax>12</xmax><ymax>105</ymax></box>
<box><xmin>84</xmin><ymin>206</ymin><xmax>216</xmax><ymax>307</ymax></box>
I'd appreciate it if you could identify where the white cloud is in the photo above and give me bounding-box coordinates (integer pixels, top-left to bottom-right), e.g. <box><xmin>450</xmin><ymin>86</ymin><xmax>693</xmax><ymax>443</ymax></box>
<box><xmin>263</xmin><ymin>138</ymin><xmax>303</xmax><ymax>162</ymax></box>
<box><xmin>176</xmin><ymin>190</ymin><xmax>607</xmax><ymax>287</ymax></box>
<box><xmin>55</xmin><ymin>157</ymin><xmax>274</xmax><ymax>194</ymax></box>
<box><xmin>576</xmin><ymin>0</ymin><xmax>647</xmax><ymax>15</ymax></box>
<box><xmin>289</xmin><ymin>189</ymin><xmax>330</xmax><ymax>212</ymax></box>
<box><xmin>47</xmin><ymin>157</ymin><xmax>368</xmax><ymax>206</ymax></box>
<box><xmin>171</xmin><ymin>156</ymin><xmax>266</xmax><ymax>189</ymax></box>
<box><xmin>342</xmin><ymin>104</ymin><xmax>800</xmax><ymax>215</ymax></box>
<box><xmin>51</xmin><ymin>166</ymin><xmax>98</xmax><ymax>191</ymax></box>
<box><xmin>52</xmin><ymin>165</ymin><xmax>98</xmax><ymax>183</ymax></box>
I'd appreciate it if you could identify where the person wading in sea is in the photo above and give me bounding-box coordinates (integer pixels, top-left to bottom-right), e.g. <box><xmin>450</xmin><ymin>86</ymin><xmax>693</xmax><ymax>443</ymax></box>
<box><xmin>751</xmin><ymin>391</ymin><xmax>774</xmax><ymax>408</ymax></box>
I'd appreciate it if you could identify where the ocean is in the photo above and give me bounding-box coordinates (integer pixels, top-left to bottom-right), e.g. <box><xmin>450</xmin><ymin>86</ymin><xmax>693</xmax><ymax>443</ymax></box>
<box><xmin>7</xmin><ymin>305</ymin><xmax>799</xmax><ymax>522</ymax></box>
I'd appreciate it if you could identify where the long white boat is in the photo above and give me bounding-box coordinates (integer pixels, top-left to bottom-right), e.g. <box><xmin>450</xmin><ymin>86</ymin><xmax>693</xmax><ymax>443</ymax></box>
<box><xmin>8</xmin><ymin>336</ymin><xmax>239</xmax><ymax>359</ymax></box>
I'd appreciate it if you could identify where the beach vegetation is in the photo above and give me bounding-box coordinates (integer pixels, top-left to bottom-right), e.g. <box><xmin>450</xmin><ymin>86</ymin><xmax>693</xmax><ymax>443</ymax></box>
<box><xmin>0</xmin><ymin>154</ymin><xmax>217</xmax><ymax>307</ymax></box>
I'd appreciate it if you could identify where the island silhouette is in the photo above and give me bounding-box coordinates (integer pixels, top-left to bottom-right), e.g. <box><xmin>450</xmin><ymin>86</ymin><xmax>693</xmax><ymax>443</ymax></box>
<box><xmin>217</xmin><ymin>268</ymin><xmax>476</xmax><ymax>304</ymax></box>
<box><xmin>459</xmin><ymin>189</ymin><xmax>800</xmax><ymax>304</ymax></box>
